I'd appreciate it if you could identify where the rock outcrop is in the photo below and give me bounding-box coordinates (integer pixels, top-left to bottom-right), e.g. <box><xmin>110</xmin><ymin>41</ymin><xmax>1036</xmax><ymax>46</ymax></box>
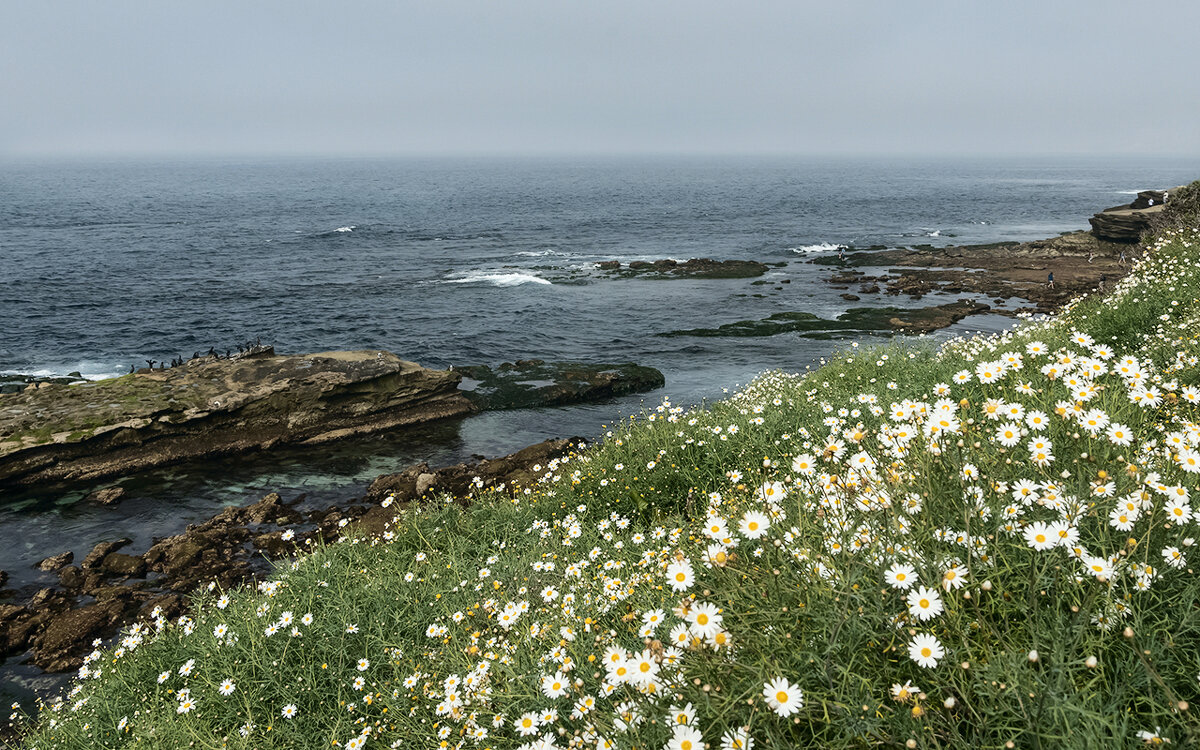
<box><xmin>456</xmin><ymin>361</ymin><xmax>665</xmax><ymax>410</ymax></box>
<box><xmin>814</xmin><ymin>230</ymin><xmax>1133</xmax><ymax>312</ymax></box>
<box><xmin>1089</xmin><ymin>188</ymin><xmax>1184</xmax><ymax>242</ymax></box>
<box><xmin>0</xmin><ymin>349</ymin><xmax>474</xmax><ymax>488</ymax></box>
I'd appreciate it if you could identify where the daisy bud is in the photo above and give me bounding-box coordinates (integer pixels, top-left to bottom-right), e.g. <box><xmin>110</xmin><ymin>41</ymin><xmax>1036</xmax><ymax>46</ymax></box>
<box><xmin>1123</xmin><ymin>627</ymin><xmax>1134</xmax><ymax>638</ymax></box>
<box><xmin>981</xmin><ymin>580</ymin><xmax>992</xmax><ymax>591</ymax></box>
<box><xmin>1028</xmin><ymin>650</ymin><xmax>1039</xmax><ymax>663</ymax></box>
<box><xmin>1085</xmin><ymin>656</ymin><xmax>1098</xmax><ymax>668</ymax></box>
<box><xmin>943</xmin><ymin>696</ymin><xmax>956</xmax><ymax>709</ymax></box>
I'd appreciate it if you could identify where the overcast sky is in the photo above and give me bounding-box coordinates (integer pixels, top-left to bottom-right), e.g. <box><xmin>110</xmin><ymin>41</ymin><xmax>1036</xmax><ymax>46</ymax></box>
<box><xmin>3</xmin><ymin>1</ymin><xmax>1198</xmax><ymax>157</ymax></box>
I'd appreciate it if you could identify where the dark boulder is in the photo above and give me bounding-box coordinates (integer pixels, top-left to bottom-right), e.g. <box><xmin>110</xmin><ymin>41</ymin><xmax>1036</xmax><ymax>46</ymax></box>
<box><xmin>34</xmin><ymin>551</ymin><xmax>73</xmax><ymax>572</ymax></box>
<box><xmin>100</xmin><ymin>553</ymin><xmax>147</xmax><ymax>578</ymax></box>
<box><xmin>81</xmin><ymin>539</ymin><xmax>133</xmax><ymax>569</ymax></box>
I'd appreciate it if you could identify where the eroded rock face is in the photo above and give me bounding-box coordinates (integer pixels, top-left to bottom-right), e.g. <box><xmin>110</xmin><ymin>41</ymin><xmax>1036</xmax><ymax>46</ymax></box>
<box><xmin>0</xmin><ymin>350</ymin><xmax>474</xmax><ymax>488</ymax></box>
<box><xmin>1089</xmin><ymin>188</ymin><xmax>1184</xmax><ymax>242</ymax></box>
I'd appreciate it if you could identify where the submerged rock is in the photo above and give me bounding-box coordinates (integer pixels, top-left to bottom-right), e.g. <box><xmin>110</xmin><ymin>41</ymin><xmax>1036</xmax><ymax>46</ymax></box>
<box><xmin>659</xmin><ymin>300</ymin><xmax>990</xmax><ymax>339</ymax></box>
<box><xmin>596</xmin><ymin>257</ymin><xmax>770</xmax><ymax>279</ymax></box>
<box><xmin>456</xmin><ymin>361</ymin><xmax>664</xmax><ymax>410</ymax></box>
<box><xmin>0</xmin><ymin>350</ymin><xmax>474</xmax><ymax>488</ymax></box>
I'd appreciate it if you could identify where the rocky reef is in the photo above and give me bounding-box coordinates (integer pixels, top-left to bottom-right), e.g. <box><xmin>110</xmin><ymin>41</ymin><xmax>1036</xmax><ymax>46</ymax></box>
<box><xmin>659</xmin><ymin>300</ymin><xmax>990</xmax><ymax>339</ymax></box>
<box><xmin>594</xmin><ymin>257</ymin><xmax>772</xmax><ymax>279</ymax></box>
<box><xmin>455</xmin><ymin>360</ymin><xmax>665</xmax><ymax>410</ymax></box>
<box><xmin>0</xmin><ymin>349</ymin><xmax>474</xmax><ymax>489</ymax></box>
<box><xmin>815</xmin><ymin>230</ymin><xmax>1132</xmax><ymax>312</ymax></box>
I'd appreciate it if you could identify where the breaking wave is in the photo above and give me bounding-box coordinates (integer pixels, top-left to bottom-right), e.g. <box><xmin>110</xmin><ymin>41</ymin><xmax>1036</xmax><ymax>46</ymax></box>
<box><xmin>790</xmin><ymin>242</ymin><xmax>847</xmax><ymax>254</ymax></box>
<box><xmin>442</xmin><ymin>272</ymin><xmax>553</xmax><ymax>287</ymax></box>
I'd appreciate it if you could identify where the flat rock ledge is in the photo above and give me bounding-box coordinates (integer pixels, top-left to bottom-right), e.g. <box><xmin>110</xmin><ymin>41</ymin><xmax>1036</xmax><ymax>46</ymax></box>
<box><xmin>1089</xmin><ymin>188</ymin><xmax>1184</xmax><ymax>242</ymax></box>
<box><xmin>0</xmin><ymin>349</ymin><xmax>473</xmax><ymax>488</ymax></box>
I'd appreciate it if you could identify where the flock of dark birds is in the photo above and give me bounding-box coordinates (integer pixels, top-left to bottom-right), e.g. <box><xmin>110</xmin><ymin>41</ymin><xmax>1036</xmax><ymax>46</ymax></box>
<box><xmin>130</xmin><ymin>338</ymin><xmax>266</xmax><ymax>373</ymax></box>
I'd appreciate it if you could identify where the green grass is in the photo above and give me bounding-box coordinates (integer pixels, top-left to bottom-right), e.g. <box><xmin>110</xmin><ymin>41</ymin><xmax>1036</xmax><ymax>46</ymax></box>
<box><xmin>11</xmin><ymin>228</ymin><xmax>1200</xmax><ymax>750</ymax></box>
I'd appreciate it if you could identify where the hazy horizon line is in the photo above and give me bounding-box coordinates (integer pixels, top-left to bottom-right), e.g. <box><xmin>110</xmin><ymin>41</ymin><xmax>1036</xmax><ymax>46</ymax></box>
<box><xmin>4</xmin><ymin>150</ymin><xmax>1199</xmax><ymax>162</ymax></box>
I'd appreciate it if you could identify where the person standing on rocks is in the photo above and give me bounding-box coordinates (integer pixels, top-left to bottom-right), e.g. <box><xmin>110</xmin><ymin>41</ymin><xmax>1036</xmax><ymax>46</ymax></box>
<box><xmin>1047</xmin><ymin>271</ymin><xmax>1055</xmax><ymax>289</ymax></box>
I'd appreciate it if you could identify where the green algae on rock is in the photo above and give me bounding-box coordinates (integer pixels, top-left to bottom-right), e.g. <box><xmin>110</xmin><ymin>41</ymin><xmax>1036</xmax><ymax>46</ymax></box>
<box><xmin>456</xmin><ymin>360</ymin><xmax>665</xmax><ymax>410</ymax></box>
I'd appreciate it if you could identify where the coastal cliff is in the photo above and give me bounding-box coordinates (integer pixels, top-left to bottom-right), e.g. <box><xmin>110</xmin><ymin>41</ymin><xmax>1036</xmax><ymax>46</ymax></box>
<box><xmin>0</xmin><ymin>349</ymin><xmax>474</xmax><ymax>488</ymax></box>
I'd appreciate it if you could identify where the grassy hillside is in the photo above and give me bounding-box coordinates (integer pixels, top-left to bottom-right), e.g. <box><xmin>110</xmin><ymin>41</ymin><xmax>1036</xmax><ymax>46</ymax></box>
<box><xmin>12</xmin><ymin>227</ymin><xmax>1200</xmax><ymax>749</ymax></box>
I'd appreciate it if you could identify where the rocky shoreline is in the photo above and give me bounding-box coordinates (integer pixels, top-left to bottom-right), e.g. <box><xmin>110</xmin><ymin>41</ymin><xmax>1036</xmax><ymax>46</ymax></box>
<box><xmin>0</xmin><ymin>438</ymin><xmax>579</xmax><ymax>674</ymax></box>
<box><xmin>1</xmin><ymin>188</ymin><xmax>1183</xmax><ymax>697</ymax></box>
<box><xmin>814</xmin><ymin>230</ymin><xmax>1131</xmax><ymax>313</ymax></box>
<box><xmin>808</xmin><ymin>189</ymin><xmax>1182</xmax><ymax>315</ymax></box>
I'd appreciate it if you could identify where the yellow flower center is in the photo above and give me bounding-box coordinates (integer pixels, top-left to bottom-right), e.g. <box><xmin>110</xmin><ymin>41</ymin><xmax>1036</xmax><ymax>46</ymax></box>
<box><xmin>919</xmin><ymin>599</ymin><xmax>930</xmax><ymax>608</ymax></box>
<box><xmin>776</xmin><ymin>690</ymin><xmax>789</xmax><ymax>703</ymax></box>
<box><xmin>921</xmin><ymin>647</ymin><xmax>932</xmax><ymax>658</ymax></box>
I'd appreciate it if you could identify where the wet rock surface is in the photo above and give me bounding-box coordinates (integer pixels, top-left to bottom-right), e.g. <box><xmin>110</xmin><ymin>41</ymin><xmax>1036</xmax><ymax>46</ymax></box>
<box><xmin>0</xmin><ymin>349</ymin><xmax>475</xmax><ymax>489</ymax></box>
<box><xmin>595</xmin><ymin>257</ymin><xmax>772</xmax><ymax>279</ymax></box>
<box><xmin>813</xmin><ymin>230</ymin><xmax>1135</xmax><ymax>312</ymax></box>
<box><xmin>659</xmin><ymin>300</ymin><xmax>990</xmax><ymax>339</ymax></box>
<box><xmin>0</xmin><ymin>438</ymin><xmax>577</xmax><ymax>673</ymax></box>
<box><xmin>456</xmin><ymin>360</ymin><xmax>665</xmax><ymax>410</ymax></box>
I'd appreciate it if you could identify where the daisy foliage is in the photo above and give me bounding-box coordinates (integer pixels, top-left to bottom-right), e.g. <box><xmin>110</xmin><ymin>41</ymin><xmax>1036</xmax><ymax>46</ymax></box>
<box><xmin>13</xmin><ymin>228</ymin><xmax>1200</xmax><ymax>748</ymax></box>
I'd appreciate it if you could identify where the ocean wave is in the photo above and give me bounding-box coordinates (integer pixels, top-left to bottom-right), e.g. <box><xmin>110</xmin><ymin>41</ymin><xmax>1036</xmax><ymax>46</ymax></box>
<box><xmin>2</xmin><ymin>366</ymin><xmax>123</xmax><ymax>381</ymax></box>
<box><xmin>513</xmin><ymin>249</ymin><xmax>571</xmax><ymax>258</ymax></box>
<box><xmin>335</xmin><ymin>225</ymin><xmax>355</xmax><ymax>233</ymax></box>
<box><xmin>790</xmin><ymin>242</ymin><xmax>847</xmax><ymax>254</ymax></box>
<box><xmin>1115</xmin><ymin>190</ymin><xmax>1145</xmax><ymax>195</ymax></box>
<box><xmin>442</xmin><ymin>272</ymin><xmax>553</xmax><ymax>287</ymax></box>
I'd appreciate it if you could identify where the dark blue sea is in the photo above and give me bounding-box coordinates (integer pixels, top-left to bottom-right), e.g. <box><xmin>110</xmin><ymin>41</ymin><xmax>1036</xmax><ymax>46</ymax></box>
<box><xmin>2</xmin><ymin>154</ymin><xmax>1199</xmax><ymax>699</ymax></box>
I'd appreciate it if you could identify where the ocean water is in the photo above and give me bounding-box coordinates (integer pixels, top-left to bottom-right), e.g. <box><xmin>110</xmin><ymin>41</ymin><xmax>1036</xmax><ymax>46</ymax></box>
<box><xmin>1</xmin><ymin>154</ymin><xmax>1199</xmax><ymax>699</ymax></box>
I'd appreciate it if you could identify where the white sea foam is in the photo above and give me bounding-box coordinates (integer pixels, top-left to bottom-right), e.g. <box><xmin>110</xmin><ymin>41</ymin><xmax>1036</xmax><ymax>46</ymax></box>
<box><xmin>790</xmin><ymin>242</ymin><xmax>847</xmax><ymax>254</ymax></box>
<box><xmin>335</xmin><ymin>225</ymin><xmax>355</xmax><ymax>233</ymax></box>
<box><xmin>443</xmin><ymin>272</ymin><xmax>552</xmax><ymax>287</ymax></box>
<box><xmin>513</xmin><ymin>249</ymin><xmax>571</xmax><ymax>257</ymax></box>
<box><xmin>2</xmin><ymin>366</ymin><xmax>123</xmax><ymax>381</ymax></box>
<box><xmin>1115</xmin><ymin>190</ymin><xmax>1145</xmax><ymax>195</ymax></box>
<box><xmin>926</xmin><ymin>230</ymin><xmax>941</xmax><ymax>238</ymax></box>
